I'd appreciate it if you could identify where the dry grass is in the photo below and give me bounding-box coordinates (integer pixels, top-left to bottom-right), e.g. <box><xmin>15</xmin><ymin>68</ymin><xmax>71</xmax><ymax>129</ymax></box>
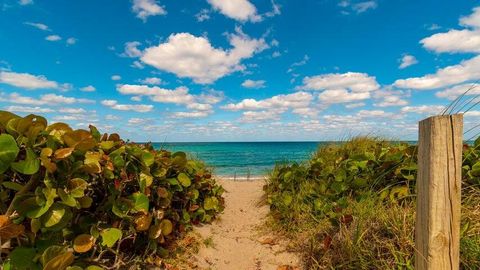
<box><xmin>266</xmin><ymin>187</ymin><xmax>480</xmax><ymax>270</ymax></box>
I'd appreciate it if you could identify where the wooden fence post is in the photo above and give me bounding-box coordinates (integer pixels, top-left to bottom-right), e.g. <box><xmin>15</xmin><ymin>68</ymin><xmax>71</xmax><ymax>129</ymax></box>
<box><xmin>415</xmin><ymin>114</ymin><xmax>463</xmax><ymax>269</ymax></box>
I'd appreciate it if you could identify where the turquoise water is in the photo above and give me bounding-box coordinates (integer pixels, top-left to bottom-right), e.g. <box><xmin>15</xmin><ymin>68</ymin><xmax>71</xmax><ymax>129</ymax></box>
<box><xmin>152</xmin><ymin>142</ymin><xmax>321</xmax><ymax>179</ymax></box>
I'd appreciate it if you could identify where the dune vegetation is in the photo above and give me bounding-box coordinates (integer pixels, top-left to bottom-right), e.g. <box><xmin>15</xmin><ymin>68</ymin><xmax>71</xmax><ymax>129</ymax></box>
<box><xmin>0</xmin><ymin>111</ymin><xmax>224</xmax><ymax>269</ymax></box>
<box><xmin>264</xmin><ymin>137</ymin><xmax>480</xmax><ymax>269</ymax></box>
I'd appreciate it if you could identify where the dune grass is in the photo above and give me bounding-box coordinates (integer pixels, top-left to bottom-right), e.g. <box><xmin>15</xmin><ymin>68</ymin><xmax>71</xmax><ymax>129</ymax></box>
<box><xmin>264</xmin><ymin>137</ymin><xmax>480</xmax><ymax>269</ymax></box>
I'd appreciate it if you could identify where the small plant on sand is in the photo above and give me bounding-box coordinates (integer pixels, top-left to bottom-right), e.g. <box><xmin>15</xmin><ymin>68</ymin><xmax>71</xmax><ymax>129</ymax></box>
<box><xmin>0</xmin><ymin>111</ymin><xmax>224</xmax><ymax>269</ymax></box>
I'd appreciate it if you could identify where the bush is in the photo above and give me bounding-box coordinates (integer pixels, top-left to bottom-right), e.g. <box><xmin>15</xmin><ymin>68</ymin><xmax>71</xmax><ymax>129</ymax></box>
<box><xmin>0</xmin><ymin>111</ymin><xmax>224</xmax><ymax>269</ymax></box>
<box><xmin>264</xmin><ymin>137</ymin><xmax>480</xmax><ymax>269</ymax></box>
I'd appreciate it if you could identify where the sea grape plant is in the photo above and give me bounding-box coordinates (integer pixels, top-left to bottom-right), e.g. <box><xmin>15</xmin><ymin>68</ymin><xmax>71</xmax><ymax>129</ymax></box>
<box><xmin>265</xmin><ymin>137</ymin><xmax>480</xmax><ymax>226</ymax></box>
<box><xmin>0</xmin><ymin>111</ymin><xmax>224</xmax><ymax>269</ymax></box>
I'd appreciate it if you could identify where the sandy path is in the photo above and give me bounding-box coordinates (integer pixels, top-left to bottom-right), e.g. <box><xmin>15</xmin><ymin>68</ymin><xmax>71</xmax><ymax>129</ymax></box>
<box><xmin>193</xmin><ymin>180</ymin><xmax>299</xmax><ymax>270</ymax></box>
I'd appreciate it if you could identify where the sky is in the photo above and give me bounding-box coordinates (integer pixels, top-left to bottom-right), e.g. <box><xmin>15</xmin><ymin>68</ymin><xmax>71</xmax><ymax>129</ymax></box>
<box><xmin>1</xmin><ymin>0</ymin><xmax>480</xmax><ymax>142</ymax></box>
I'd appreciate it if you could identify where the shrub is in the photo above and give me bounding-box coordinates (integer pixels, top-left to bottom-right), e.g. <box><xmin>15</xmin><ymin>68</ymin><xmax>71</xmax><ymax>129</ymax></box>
<box><xmin>0</xmin><ymin>111</ymin><xmax>224</xmax><ymax>269</ymax></box>
<box><xmin>264</xmin><ymin>137</ymin><xmax>480</xmax><ymax>269</ymax></box>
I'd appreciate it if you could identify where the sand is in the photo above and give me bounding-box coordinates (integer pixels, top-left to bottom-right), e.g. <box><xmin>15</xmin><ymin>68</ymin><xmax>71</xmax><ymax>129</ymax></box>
<box><xmin>193</xmin><ymin>179</ymin><xmax>300</xmax><ymax>270</ymax></box>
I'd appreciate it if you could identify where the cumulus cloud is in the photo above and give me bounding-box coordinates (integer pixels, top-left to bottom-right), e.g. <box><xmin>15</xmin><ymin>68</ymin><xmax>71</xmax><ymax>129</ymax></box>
<box><xmin>101</xmin><ymin>99</ymin><xmax>153</xmax><ymax>112</ymax></box>
<box><xmin>421</xmin><ymin>7</ymin><xmax>480</xmax><ymax>54</ymax></box>
<box><xmin>339</xmin><ymin>0</ymin><xmax>378</xmax><ymax>15</ymax></box>
<box><xmin>0</xmin><ymin>71</ymin><xmax>67</xmax><ymax>90</ymax></box>
<box><xmin>207</xmin><ymin>0</ymin><xmax>261</xmax><ymax>22</ymax></box>
<box><xmin>80</xmin><ymin>85</ymin><xmax>96</xmax><ymax>92</ymax></box>
<box><xmin>352</xmin><ymin>1</ymin><xmax>377</xmax><ymax>13</ymax></box>
<box><xmin>242</xmin><ymin>79</ymin><xmax>266</xmax><ymax>89</ymax></box>
<box><xmin>373</xmin><ymin>88</ymin><xmax>409</xmax><ymax>107</ymax></box>
<box><xmin>140</xmin><ymin>28</ymin><xmax>268</xmax><ymax>84</ymax></box>
<box><xmin>24</xmin><ymin>22</ymin><xmax>49</xmax><ymax>31</ymax></box>
<box><xmin>45</xmin><ymin>35</ymin><xmax>61</xmax><ymax>41</ymax></box>
<box><xmin>4</xmin><ymin>105</ymin><xmax>54</xmax><ymax>113</ymax></box>
<box><xmin>435</xmin><ymin>83</ymin><xmax>480</xmax><ymax>100</ymax></box>
<box><xmin>138</xmin><ymin>77</ymin><xmax>163</xmax><ymax>85</ymax></box>
<box><xmin>123</xmin><ymin>41</ymin><xmax>143</xmax><ymax>58</ymax></box>
<box><xmin>118</xmin><ymin>84</ymin><xmax>195</xmax><ymax>104</ymax></box>
<box><xmin>19</xmin><ymin>0</ymin><xmax>33</xmax><ymax>5</ymax></box>
<box><xmin>399</xmin><ymin>54</ymin><xmax>418</xmax><ymax>69</ymax></box>
<box><xmin>394</xmin><ymin>55</ymin><xmax>480</xmax><ymax>90</ymax></box>
<box><xmin>132</xmin><ymin>0</ymin><xmax>166</xmax><ymax>22</ymax></box>
<box><xmin>297</xmin><ymin>72</ymin><xmax>380</xmax><ymax>104</ymax></box>
<box><xmin>222</xmin><ymin>91</ymin><xmax>313</xmax><ymax>111</ymax></box>
<box><xmin>240</xmin><ymin>110</ymin><xmax>283</xmax><ymax>122</ymax></box>
<box><xmin>400</xmin><ymin>105</ymin><xmax>444</xmax><ymax>115</ymax></box>
<box><xmin>58</xmin><ymin>108</ymin><xmax>87</xmax><ymax>114</ymax></box>
<box><xmin>171</xmin><ymin>111</ymin><xmax>212</xmax><ymax>119</ymax></box>
<box><xmin>196</xmin><ymin>9</ymin><xmax>210</xmax><ymax>22</ymax></box>
<box><xmin>111</xmin><ymin>75</ymin><xmax>122</xmax><ymax>81</ymax></box>
<box><xmin>117</xmin><ymin>84</ymin><xmax>221</xmax><ymax>118</ymax></box>
<box><xmin>66</xmin><ymin>37</ymin><xmax>77</xmax><ymax>45</ymax></box>
<box><xmin>0</xmin><ymin>92</ymin><xmax>94</xmax><ymax>106</ymax></box>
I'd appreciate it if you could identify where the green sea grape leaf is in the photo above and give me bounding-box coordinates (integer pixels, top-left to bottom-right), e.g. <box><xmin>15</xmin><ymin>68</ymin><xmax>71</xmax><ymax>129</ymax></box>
<box><xmin>43</xmin><ymin>251</ymin><xmax>74</xmax><ymax>270</ymax></box>
<box><xmin>42</xmin><ymin>203</ymin><xmax>66</xmax><ymax>227</ymax></box>
<box><xmin>100</xmin><ymin>228</ymin><xmax>122</xmax><ymax>247</ymax></box>
<box><xmin>142</xmin><ymin>151</ymin><xmax>154</xmax><ymax>166</ymax></box>
<box><xmin>177</xmin><ymin>173</ymin><xmax>191</xmax><ymax>187</ymax></box>
<box><xmin>160</xmin><ymin>219</ymin><xmax>173</xmax><ymax>236</ymax></box>
<box><xmin>0</xmin><ymin>111</ymin><xmax>19</xmax><ymax>129</ymax></box>
<box><xmin>41</xmin><ymin>246</ymin><xmax>67</xmax><ymax>266</ymax></box>
<box><xmin>0</xmin><ymin>134</ymin><xmax>19</xmax><ymax>174</ymax></box>
<box><xmin>100</xmin><ymin>141</ymin><xmax>115</xmax><ymax>151</ymax></box>
<box><xmin>9</xmin><ymin>247</ymin><xmax>37</xmax><ymax>270</ymax></box>
<box><xmin>11</xmin><ymin>148</ymin><xmax>40</xmax><ymax>175</ymax></box>
<box><xmin>68</xmin><ymin>178</ymin><xmax>88</xmax><ymax>198</ymax></box>
<box><xmin>130</xmin><ymin>192</ymin><xmax>149</xmax><ymax>213</ymax></box>
<box><xmin>2</xmin><ymin>181</ymin><xmax>23</xmax><ymax>191</ymax></box>
<box><xmin>204</xmin><ymin>197</ymin><xmax>219</xmax><ymax>210</ymax></box>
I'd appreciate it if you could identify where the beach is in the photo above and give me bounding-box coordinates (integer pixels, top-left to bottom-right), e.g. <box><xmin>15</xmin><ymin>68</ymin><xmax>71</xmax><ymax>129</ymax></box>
<box><xmin>194</xmin><ymin>179</ymin><xmax>300</xmax><ymax>270</ymax></box>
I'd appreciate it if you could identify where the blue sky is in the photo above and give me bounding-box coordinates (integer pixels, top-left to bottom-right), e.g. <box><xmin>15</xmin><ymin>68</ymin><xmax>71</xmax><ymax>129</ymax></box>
<box><xmin>1</xmin><ymin>0</ymin><xmax>480</xmax><ymax>141</ymax></box>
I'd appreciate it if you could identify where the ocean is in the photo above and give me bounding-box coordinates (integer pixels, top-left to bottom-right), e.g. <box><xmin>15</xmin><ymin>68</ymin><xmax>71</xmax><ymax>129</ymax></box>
<box><xmin>152</xmin><ymin>142</ymin><xmax>321</xmax><ymax>180</ymax></box>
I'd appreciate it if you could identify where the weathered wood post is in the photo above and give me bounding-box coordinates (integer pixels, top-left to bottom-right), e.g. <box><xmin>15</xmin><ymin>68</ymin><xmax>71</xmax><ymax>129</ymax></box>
<box><xmin>415</xmin><ymin>114</ymin><xmax>463</xmax><ymax>269</ymax></box>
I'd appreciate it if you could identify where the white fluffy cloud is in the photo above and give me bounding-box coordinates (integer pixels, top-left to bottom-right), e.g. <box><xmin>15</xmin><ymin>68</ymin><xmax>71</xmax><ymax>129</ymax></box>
<box><xmin>140</xmin><ymin>29</ymin><xmax>268</xmax><ymax>84</ymax></box>
<box><xmin>101</xmin><ymin>100</ymin><xmax>153</xmax><ymax>113</ymax></box>
<box><xmin>117</xmin><ymin>84</ymin><xmax>222</xmax><ymax>118</ymax></box>
<box><xmin>299</xmin><ymin>72</ymin><xmax>380</xmax><ymax>92</ymax></box>
<box><xmin>111</xmin><ymin>75</ymin><xmax>122</xmax><ymax>81</ymax></box>
<box><xmin>0</xmin><ymin>71</ymin><xmax>66</xmax><ymax>90</ymax></box>
<box><xmin>24</xmin><ymin>22</ymin><xmax>49</xmax><ymax>31</ymax></box>
<box><xmin>4</xmin><ymin>105</ymin><xmax>54</xmax><ymax>113</ymax></box>
<box><xmin>45</xmin><ymin>35</ymin><xmax>61</xmax><ymax>41</ymax></box>
<box><xmin>373</xmin><ymin>89</ymin><xmax>409</xmax><ymax>107</ymax></box>
<box><xmin>171</xmin><ymin>111</ymin><xmax>212</xmax><ymax>119</ymax></box>
<box><xmin>123</xmin><ymin>41</ymin><xmax>143</xmax><ymax>58</ymax></box>
<box><xmin>207</xmin><ymin>0</ymin><xmax>261</xmax><ymax>22</ymax></box>
<box><xmin>352</xmin><ymin>1</ymin><xmax>377</xmax><ymax>13</ymax></box>
<box><xmin>66</xmin><ymin>37</ymin><xmax>77</xmax><ymax>45</ymax></box>
<box><xmin>132</xmin><ymin>0</ymin><xmax>166</xmax><ymax>22</ymax></box>
<box><xmin>240</xmin><ymin>110</ymin><xmax>283</xmax><ymax>122</ymax></box>
<box><xmin>435</xmin><ymin>83</ymin><xmax>480</xmax><ymax>100</ymax></box>
<box><xmin>80</xmin><ymin>85</ymin><xmax>96</xmax><ymax>92</ymax></box>
<box><xmin>138</xmin><ymin>77</ymin><xmax>163</xmax><ymax>85</ymax></box>
<box><xmin>117</xmin><ymin>84</ymin><xmax>195</xmax><ymax>105</ymax></box>
<box><xmin>400</xmin><ymin>105</ymin><xmax>445</xmax><ymax>115</ymax></box>
<box><xmin>394</xmin><ymin>55</ymin><xmax>480</xmax><ymax>90</ymax></box>
<box><xmin>0</xmin><ymin>92</ymin><xmax>94</xmax><ymax>106</ymax></box>
<box><xmin>242</xmin><ymin>79</ymin><xmax>266</xmax><ymax>89</ymax></box>
<box><xmin>298</xmin><ymin>72</ymin><xmax>380</xmax><ymax>104</ymax></box>
<box><xmin>222</xmin><ymin>91</ymin><xmax>313</xmax><ymax>111</ymax></box>
<box><xmin>19</xmin><ymin>0</ymin><xmax>33</xmax><ymax>5</ymax></box>
<box><xmin>421</xmin><ymin>7</ymin><xmax>480</xmax><ymax>54</ymax></box>
<box><xmin>399</xmin><ymin>54</ymin><xmax>418</xmax><ymax>69</ymax></box>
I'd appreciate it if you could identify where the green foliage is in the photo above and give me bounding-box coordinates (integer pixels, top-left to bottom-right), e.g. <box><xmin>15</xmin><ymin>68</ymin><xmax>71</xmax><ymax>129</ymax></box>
<box><xmin>0</xmin><ymin>111</ymin><xmax>224</xmax><ymax>269</ymax></box>
<box><xmin>264</xmin><ymin>137</ymin><xmax>480</xmax><ymax>269</ymax></box>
